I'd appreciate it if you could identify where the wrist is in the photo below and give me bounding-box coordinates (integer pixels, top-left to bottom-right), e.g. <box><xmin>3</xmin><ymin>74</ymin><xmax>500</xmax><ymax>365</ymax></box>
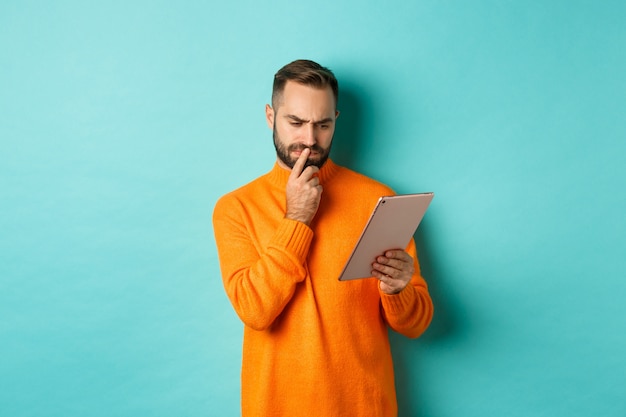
<box><xmin>285</xmin><ymin>212</ymin><xmax>312</xmax><ymax>226</ymax></box>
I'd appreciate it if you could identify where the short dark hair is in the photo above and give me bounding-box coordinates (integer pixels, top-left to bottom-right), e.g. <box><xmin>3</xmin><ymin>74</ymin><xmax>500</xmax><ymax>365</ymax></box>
<box><xmin>272</xmin><ymin>59</ymin><xmax>339</xmax><ymax>109</ymax></box>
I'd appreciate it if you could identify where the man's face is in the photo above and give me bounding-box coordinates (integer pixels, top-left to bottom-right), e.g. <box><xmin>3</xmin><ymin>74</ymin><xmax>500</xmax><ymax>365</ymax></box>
<box><xmin>266</xmin><ymin>81</ymin><xmax>338</xmax><ymax>170</ymax></box>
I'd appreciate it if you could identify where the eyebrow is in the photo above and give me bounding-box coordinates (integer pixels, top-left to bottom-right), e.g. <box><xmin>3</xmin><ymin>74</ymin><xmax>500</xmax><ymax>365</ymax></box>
<box><xmin>285</xmin><ymin>114</ymin><xmax>334</xmax><ymax>125</ymax></box>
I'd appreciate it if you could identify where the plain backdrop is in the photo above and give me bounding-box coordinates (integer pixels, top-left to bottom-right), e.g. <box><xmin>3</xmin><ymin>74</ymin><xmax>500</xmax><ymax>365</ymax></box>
<box><xmin>1</xmin><ymin>1</ymin><xmax>625</xmax><ymax>416</ymax></box>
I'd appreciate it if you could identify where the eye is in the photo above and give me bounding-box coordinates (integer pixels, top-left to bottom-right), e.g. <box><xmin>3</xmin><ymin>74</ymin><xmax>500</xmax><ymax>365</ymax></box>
<box><xmin>320</xmin><ymin>124</ymin><xmax>329</xmax><ymax>130</ymax></box>
<box><xmin>290</xmin><ymin>122</ymin><xmax>302</xmax><ymax>127</ymax></box>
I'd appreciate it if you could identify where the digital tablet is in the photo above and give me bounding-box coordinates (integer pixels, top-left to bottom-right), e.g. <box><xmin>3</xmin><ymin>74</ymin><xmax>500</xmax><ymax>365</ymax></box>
<box><xmin>338</xmin><ymin>192</ymin><xmax>434</xmax><ymax>281</ymax></box>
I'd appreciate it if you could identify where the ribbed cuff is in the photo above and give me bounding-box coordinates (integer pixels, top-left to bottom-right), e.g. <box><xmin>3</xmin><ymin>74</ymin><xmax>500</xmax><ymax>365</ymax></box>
<box><xmin>270</xmin><ymin>218</ymin><xmax>314</xmax><ymax>264</ymax></box>
<box><xmin>380</xmin><ymin>283</ymin><xmax>416</xmax><ymax>316</ymax></box>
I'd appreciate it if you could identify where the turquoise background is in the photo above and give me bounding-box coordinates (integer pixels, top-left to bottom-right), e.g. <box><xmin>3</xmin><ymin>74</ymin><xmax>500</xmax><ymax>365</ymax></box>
<box><xmin>1</xmin><ymin>1</ymin><xmax>625</xmax><ymax>416</ymax></box>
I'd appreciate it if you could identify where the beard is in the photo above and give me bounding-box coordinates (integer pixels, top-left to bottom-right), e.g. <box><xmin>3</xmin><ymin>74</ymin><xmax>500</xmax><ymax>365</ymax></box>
<box><xmin>273</xmin><ymin>124</ymin><xmax>333</xmax><ymax>169</ymax></box>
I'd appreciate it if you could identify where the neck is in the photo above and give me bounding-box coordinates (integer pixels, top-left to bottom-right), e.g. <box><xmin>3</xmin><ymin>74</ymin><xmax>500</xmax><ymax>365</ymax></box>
<box><xmin>268</xmin><ymin>158</ymin><xmax>340</xmax><ymax>187</ymax></box>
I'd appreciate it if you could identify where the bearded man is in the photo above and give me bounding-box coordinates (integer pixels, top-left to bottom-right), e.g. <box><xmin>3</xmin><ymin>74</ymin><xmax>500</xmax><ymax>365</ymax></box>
<box><xmin>213</xmin><ymin>59</ymin><xmax>433</xmax><ymax>417</ymax></box>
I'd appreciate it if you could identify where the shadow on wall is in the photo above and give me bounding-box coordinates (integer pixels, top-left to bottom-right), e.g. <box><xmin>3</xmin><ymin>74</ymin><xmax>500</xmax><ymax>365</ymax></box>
<box><xmin>331</xmin><ymin>84</ymin><xmax>367</xmax><ymax>168</ymax></box>
<box><xmin>333</xmin><ymin>81</ymin><xmax>463</xmax><ymax>416</ymax></box>
<box><xmin>390</xmin><ymin>220</ymin><xmax>463</xmax><ymax>416</ymax></box>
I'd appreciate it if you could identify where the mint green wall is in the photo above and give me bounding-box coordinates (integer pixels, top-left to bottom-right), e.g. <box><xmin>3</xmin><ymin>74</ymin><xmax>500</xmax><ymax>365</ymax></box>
<box><xmin>2</xmin><ymin>1</ymin><xmax>625</xmax><ymax>416</ymax></box>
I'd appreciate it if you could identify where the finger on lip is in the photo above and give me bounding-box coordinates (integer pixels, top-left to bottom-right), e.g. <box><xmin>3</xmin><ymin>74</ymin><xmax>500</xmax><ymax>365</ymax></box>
<box><xmin>296</xmin><ymin>148</ymin><xmax>309</xmax><ymax>157</ymax></box>
<box><xmin>294</xmin><ymin>148</ymin><xmax>310</xmax><ymax>159</ymax></box>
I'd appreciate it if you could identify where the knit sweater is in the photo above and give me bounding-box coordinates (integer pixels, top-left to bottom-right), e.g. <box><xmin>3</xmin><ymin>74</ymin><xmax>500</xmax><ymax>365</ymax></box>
<box><xmin>212</xmin><ymin>159</ymin><xmax>433</xmax><ymax>417</ymax></box>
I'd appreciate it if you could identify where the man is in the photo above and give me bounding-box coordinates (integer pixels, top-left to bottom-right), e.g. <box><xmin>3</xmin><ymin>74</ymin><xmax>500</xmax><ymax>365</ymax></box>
<box><xmin>213</xmin><ymin>59</ymin><xmax>433</xmax><ymax>417</ymax></box>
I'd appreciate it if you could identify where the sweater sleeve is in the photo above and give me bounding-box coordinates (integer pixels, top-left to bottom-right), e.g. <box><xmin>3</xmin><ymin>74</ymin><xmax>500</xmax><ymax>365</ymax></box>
<box><xmin>213</xmin><ymin>195</ymin><xmax>313</xmax><ymax>331</ymax></box>
<box><xmin>379</xmin><ymin>238</ymin><xmax>434</xmax><ymax>338</ymax></box>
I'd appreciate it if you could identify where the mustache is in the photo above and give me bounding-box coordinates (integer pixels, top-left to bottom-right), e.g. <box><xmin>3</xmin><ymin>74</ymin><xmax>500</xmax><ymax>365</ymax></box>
<box><xmin>287</xmin><ymin>143</ymin><xmax>326</xmax><ymax>154</ymax></box>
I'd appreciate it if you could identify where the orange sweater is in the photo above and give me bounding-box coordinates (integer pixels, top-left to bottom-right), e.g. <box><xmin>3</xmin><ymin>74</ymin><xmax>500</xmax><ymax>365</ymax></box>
<box><xmin>213</xmin><ymin>159</ymin><xmax>433</xmax><ymax>417</ymax></box>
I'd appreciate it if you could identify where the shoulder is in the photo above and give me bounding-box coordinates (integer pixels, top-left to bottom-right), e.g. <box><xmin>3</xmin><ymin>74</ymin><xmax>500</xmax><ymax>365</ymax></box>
<box><xmin>331</xmin><ymin>164</ymin><xmax>395</xmax><ymax>196</ymax></box>
<box><xmin>213</xmin><ymin>173</ymin><xmax>269</xmax><ymax>217</ymax></box>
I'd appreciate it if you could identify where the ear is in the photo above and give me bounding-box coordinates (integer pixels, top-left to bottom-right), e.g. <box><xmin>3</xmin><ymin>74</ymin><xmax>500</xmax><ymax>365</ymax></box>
<box><xmin>265</xmin><ymin>104</ymin><xmax>274</xmax><ymax>129</ymax></box>
<box><xmin>335</xmin><ymin>110</ymin><xmax>340</xmax><ymax>119</ymax></box>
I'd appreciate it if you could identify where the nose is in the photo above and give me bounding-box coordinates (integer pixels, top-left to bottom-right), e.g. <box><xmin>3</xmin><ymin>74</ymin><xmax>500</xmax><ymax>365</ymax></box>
<box><xmin>302</xmin><ymin>123</ymin><xmax>316</xmax><ymax>146</ymax></box>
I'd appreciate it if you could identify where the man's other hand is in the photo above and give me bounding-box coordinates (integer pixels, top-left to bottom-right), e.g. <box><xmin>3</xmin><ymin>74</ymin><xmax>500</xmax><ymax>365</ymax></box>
<box><xmin>372</xmin><ymin>250</ymin><xmax>414</xmax><ymax>294</ymax></box>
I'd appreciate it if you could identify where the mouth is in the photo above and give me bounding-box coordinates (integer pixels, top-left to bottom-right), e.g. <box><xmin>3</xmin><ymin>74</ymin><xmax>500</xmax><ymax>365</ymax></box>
<box><xmin>290</xmin><ymin>145</ymin><xmax>322</xmax><ymax>158</ymax></box>
<box><xmin>292</xmin><ymin>149</ymin><xmax>320</xmax><ymax>158</ymax></box>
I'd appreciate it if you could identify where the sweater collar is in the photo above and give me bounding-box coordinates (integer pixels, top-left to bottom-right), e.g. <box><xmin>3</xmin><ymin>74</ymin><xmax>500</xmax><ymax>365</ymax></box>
<box><xmin>267</xmin><ymin>158</ymin><xmax>341</xmax><ymax>188</ymax></box>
